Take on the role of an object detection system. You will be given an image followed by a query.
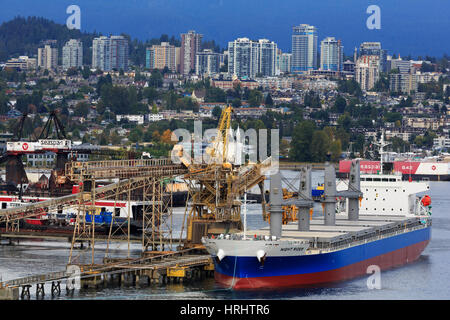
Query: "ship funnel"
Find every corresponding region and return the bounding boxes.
[269,171,283,238]
[323,162,337,226]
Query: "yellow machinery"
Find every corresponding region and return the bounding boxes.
[264,188,313,225]
[179,105,269,246]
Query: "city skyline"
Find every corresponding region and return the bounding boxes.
[0,0,449,57]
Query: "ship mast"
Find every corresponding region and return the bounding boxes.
[374,130,390,174]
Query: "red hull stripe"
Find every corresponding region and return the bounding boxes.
[215,240,430,290]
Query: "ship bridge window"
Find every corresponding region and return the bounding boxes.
[373,178,381,182]
[382,178,389,182]
[1,203,6,209]
[389,178,396,182]
[365,178,373,181]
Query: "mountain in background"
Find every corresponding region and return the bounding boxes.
[0,16,98,64]
[0,16,221,66]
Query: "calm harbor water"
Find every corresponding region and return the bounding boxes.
[1,171,449,300]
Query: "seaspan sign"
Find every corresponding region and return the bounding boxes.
[38,139,72,149]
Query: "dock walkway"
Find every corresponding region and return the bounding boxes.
[0,248,212,299]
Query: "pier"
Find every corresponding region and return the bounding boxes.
[0,248,213,299]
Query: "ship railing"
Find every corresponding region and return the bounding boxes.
[308,221,429,253]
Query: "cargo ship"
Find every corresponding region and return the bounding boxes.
[202,160,432,289]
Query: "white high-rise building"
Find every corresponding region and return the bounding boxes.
[92,36,111,71]
[195,49,220,76]
[257,39,278,77]
[291,24,318,73]
[228,38,259,79]
[355,55,380,91]
[37,44,58,70]
[320,37,343,71]
[62,39,83,70]
[279,53,292,74]
[228,38,278,79]
[92,35,128,72]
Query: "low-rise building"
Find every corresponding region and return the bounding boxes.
[211,78,259,91]
[433,136,450,149]
[116,114,145,125]
[147,113,163,122]
[5,56,37,70]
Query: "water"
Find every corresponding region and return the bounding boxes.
[1,171,449,300]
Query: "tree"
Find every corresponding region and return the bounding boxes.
[337,113,352,131]
[212,106,222,119]
[334,96,347,113]
[72,128,80,139]
[81,66,91,79]
[248,89,263,107]
[151,130,161,142]
[74,101,90,117]
[0,90,9,115]
[129,127,143,143]
[205,87,226,103]
[329,140,342,162]
[289,121,316,161]
[338,79,362,96]
[265,93,273,106]
[143,87,159,103]
[161,129,175,145]
[310,130,330,162]
[96,74,112,94]
[232,98,241,108]
[384,112,402,123]
[151,103,158,114]
[420,62,434,72]
[66,67,78,77]
[149,70,163,88]
[372,73,390,92]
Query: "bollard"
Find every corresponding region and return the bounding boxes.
[36,283,45,299]
[21,285,31,300]
[51,281,61,297]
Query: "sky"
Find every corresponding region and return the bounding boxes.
[1,0,449,57]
